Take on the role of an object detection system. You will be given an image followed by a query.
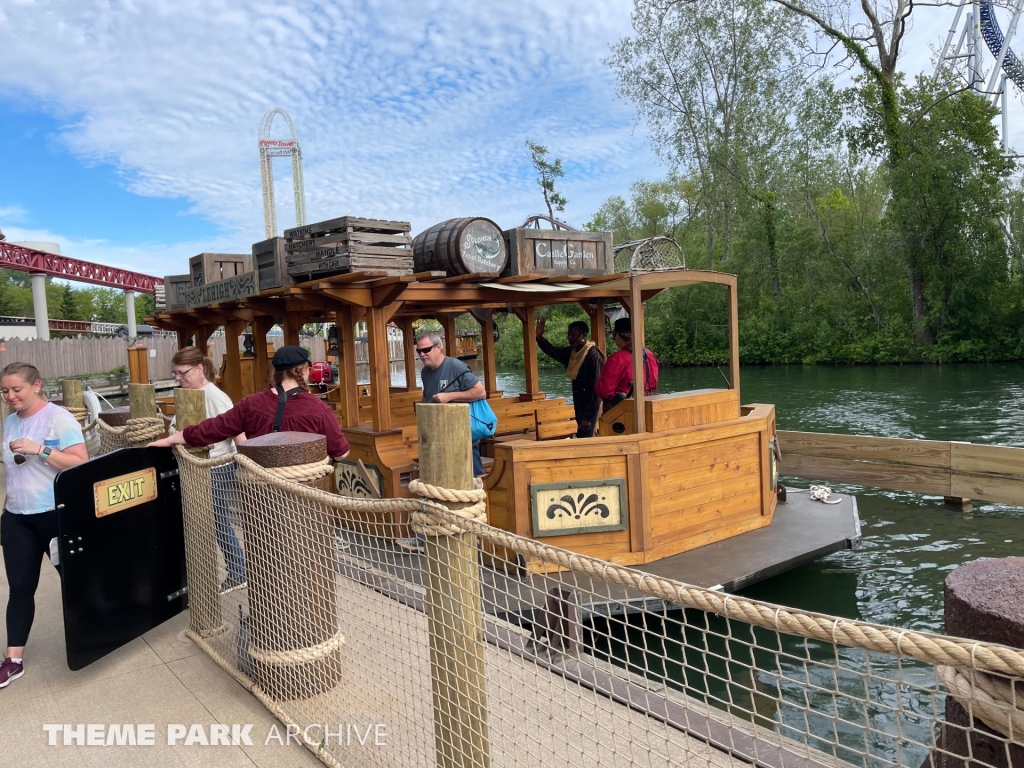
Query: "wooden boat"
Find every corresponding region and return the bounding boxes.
[149,267,779,572]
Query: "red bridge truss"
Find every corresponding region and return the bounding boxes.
[0,242,163,294]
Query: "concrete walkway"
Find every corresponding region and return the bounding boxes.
[0,463,319,767]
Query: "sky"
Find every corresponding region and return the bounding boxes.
[0,0,1021,281]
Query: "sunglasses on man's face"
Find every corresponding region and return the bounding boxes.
[415,343,438,356]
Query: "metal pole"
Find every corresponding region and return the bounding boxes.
[935,2,967,77]
[1003,75,1010,153]
[124,290,137,340]
[30,273,50,340]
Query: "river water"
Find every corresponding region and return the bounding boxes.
[493,362,1024,631]
[493,362,1023,765]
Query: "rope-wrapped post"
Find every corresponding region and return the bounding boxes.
[415,403,491,768]
[237,432,342,701]
[126,383,164,445]
[926,557,1024,768]
[175,387,224,639]
[61,379,87,426]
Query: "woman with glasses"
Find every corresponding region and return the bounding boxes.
[151,345,349,459]
[0,362,87,689]
[166,347,248,594]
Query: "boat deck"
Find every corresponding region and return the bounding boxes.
[336,490,860,626]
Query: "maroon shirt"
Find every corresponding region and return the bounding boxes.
[182,387,350,459]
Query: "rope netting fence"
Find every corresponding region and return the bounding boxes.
[170,447,1022,768]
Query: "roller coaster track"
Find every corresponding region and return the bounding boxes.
[980,2,1024,91]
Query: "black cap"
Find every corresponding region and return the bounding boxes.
[272,345,310,370]
[613,317,632,336]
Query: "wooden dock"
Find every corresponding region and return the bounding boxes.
[779,430,1024,505]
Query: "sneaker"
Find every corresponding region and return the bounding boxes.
[395,538,424,553]
[219,575,248,595]
[0,658,24,689]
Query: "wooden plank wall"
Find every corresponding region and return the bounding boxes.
[778,430,1024,504]
[0,337,178,381]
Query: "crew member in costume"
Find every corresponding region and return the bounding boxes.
[536,318,605,437]
[594,317,659,411]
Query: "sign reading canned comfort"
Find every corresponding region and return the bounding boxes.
[502,228,614,277]
[94,467,159,518]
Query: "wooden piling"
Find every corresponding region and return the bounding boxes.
[238,432,342,700]
[61,379,83,411]
[127,345,149,384]
[417,403,491,768]
[128,383,157,419]
[174,387,223,638]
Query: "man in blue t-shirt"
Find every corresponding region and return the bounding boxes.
[396,331,487,553]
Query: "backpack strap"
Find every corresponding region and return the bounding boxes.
[272,387,303,432]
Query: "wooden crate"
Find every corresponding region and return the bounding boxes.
[163,274,193,310]
[189,253,252,287]
[252,237,293,291]
[284,216,413,279]
[286,253,413,280]
[502,229,614,278]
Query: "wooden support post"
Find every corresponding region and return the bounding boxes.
[61,379,83,411]
[581,300,606,354]
[174,387,222,639]
[401,318,417,389]
[252,316,274,392]
[630,279,646,434]
[128,383,157,419]
[521,306,541,400]
[237,433,342,701]
[441,315,458,358]
[222,320,245,403]
[337,306,360,428]
[283,312,302,346]
[478,315,497,398]
[195,325,215,357]
[127,346,150,384]
[366,307,392,432]
[176,329,191,349]
[417,403,492,768]
[727,279,740,401]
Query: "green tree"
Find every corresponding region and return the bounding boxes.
[525,141,568,220]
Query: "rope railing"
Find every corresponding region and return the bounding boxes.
[172,447,1024,768]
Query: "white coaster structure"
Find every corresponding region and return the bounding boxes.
[259,107,307,239]
[935,0,1024,151]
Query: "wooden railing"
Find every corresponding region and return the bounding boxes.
[778,431,1024,505]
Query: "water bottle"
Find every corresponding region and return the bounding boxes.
[44,423,60,453]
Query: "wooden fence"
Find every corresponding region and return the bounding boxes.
[778,430,1024,505]
[0,337,178,382]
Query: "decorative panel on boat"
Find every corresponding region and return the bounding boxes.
[530,479,628,537]
[334,460,383,499]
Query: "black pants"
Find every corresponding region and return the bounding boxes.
[1,509,59,648]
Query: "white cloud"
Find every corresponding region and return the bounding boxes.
[1,0,1021,274]
[0,0,659,261]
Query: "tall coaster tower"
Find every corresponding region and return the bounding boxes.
[259,108,307,239]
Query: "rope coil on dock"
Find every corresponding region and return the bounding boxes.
[249,630,346,666]
[408,478,487,537]
[936,664,1024,738]
[262,456,333,483]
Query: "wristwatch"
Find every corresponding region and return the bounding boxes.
[40,446,53,460]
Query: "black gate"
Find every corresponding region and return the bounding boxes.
[54,447,186,670]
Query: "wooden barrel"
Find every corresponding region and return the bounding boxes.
[412,217,508,275]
